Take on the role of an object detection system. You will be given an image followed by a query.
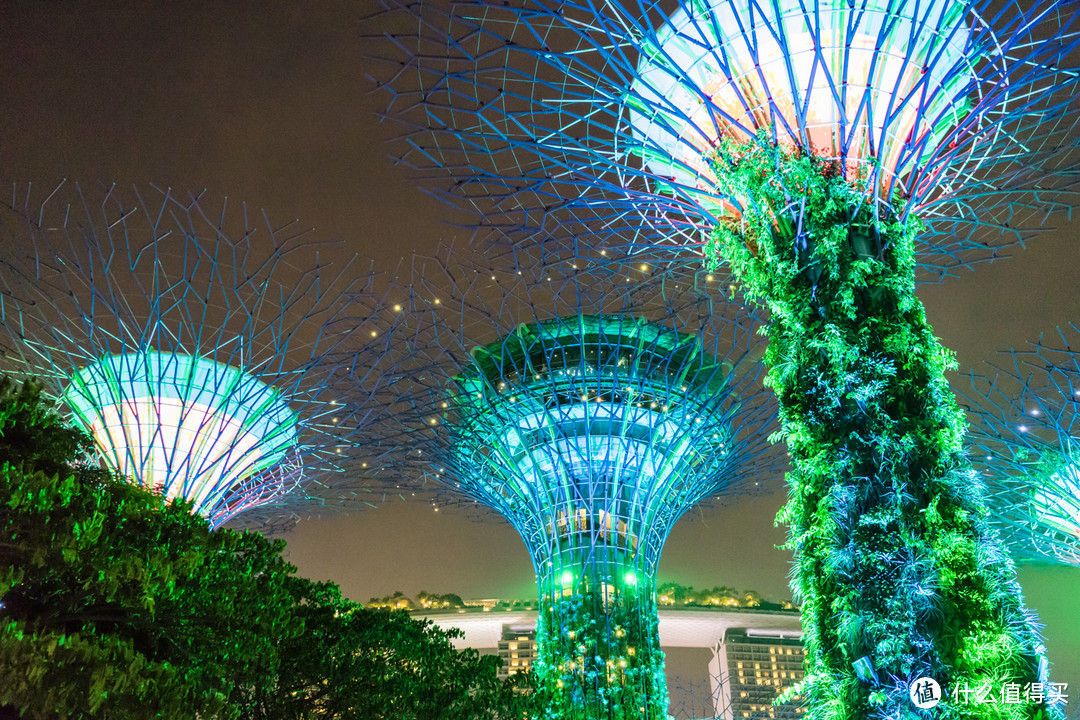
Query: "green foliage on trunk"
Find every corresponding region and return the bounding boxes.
[532,581,666,720]
[704,134,1059,720]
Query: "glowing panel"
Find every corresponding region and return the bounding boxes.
[64,352,298,517]
[629,0,972,203]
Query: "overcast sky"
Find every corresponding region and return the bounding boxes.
[3,2,1078,712]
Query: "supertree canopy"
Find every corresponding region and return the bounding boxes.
[625,1,965,239]
[394,244,776,719]
[0,183,395,530]
[62,352,299,517]
[968,325,1080,567]
[368,0,1080,717]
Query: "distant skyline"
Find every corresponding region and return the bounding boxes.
[1,3,1078,712]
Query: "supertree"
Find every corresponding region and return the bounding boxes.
[392,242,776,719]
[367,0,1080,717]
[0,183,397,531]
[967,325,1080,568]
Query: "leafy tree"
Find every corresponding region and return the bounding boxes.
[367,589,415,610]
[250,579,528,720]
[416,590,465,609]
[0,377,299,718]
[0,376,529,719]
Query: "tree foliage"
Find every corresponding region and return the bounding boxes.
[656,582,773,608]
[533,586,666,720]
[0,376,526,719]
[255,579,524,720]
[0,377,299,718]
[366,590,467,610]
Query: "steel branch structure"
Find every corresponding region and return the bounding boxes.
[370,0,1080,279]
[968,326,1080,567]
[0,183,395,531]
[369,1,1080,718]
[394,244,776,718]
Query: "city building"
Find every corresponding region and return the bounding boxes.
[711,628,806,720]
[497,625,538,680]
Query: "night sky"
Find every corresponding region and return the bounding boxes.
[3,2,1079,711]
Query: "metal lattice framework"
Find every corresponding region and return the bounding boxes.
[369,0,1080,278]
[968,326,1080,567]
[0,183,397,531]
[393,243,776,718]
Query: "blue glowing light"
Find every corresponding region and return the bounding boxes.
[65,352,298,516]
[969,330,1080,567]
[0,183,395,531]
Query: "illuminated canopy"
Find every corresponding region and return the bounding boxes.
[368,0,1080,276]
[65,352,298,518]
[395,248,775,719]
[443,312,755,719]
[0,183,397,531]
[450,314,736,581]
[628,0,974,205]
[968,334,1080,567]
[975,438,1080,567]
[368,0,1080,716]
[1031,465,1080,564]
